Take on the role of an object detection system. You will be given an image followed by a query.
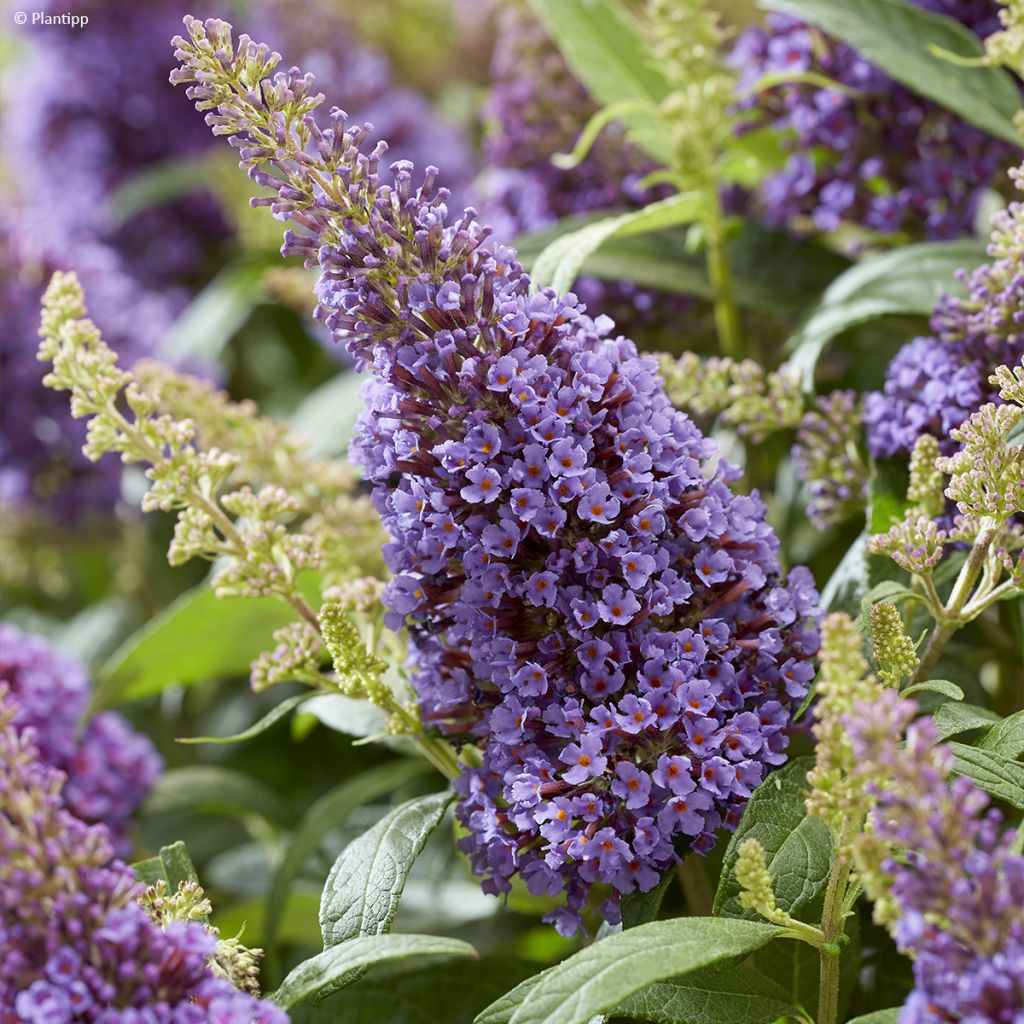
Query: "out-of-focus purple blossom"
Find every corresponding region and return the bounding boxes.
[0,622,161,854]
[731,2,1019,240]
[0,687,288,1021]
[477,1,685,334]
[846,692,1024,1020]
[171,16,823,934]
[866,175,1024,458]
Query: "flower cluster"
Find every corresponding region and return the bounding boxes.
[171,16,822,933]
[659,353,805,443]
[805,612,890,842]
[847,692,1024,1020]
[0,622,161,853]
[866,162,1024,459]
[792,390,868,530]
[0,687,288,1022]
[731,2,1019,240]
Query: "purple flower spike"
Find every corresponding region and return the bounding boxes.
[172,16,823,935]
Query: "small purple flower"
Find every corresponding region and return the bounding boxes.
[560,734,608,784]
[612,762,652,810]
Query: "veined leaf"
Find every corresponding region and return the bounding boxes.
[614,964,795,1024]
[502,919,783,1024]
[531,193,704,296]
[287,957,536,1024]
[476,969,552,1024]
[320,791,454,946]
[177,693,312,745]
[763,0,1022,144]
[715,757,831,921]
[525,0,673,165]
[976,710,1024,760]
[785,239,985,388]
[264,760,431,958]
[901,679,965,702]
[932,702,1001,742]
[271,933,478,1009]
[950,742,1024,809]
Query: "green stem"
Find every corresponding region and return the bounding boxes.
[817,851,852,1024]
[910,522,998,684]
[703,186,743,360]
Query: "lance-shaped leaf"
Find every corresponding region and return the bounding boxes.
[264,760,431,958]
[950,742,1024,809]
[178,692,312,745]
[530,193,704,296]
[271,934,478,1009]
[132,841,200,891]
[976,710,1024,760]
[500,919,783,1024]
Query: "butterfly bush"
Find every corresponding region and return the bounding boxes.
[848,692,1024,1019]
[0,622,161,854]
[0,688,287,1022]
[731,0,1019,240]
[866,162,1024,458]
[170,14,822,934]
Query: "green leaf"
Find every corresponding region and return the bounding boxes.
[525,0,673,165]
[177,693,312,745]
[502,919,783,1024]
[901,679,965,702]
[763,0,1022,144]
[614,964,795,1024]
[90,577,320,711]
[715,758,831,921]
[289,371,365,459]
[785,239,986,388]
[476,970,552,1024]
[932,701,1001,742]
[846,1012,901,1024]
[949,742,1024,809]
[515,220,849,313]
[144,766,291,825]
[132,841,200,890]
[161,257,270,362]
[264,760,431,957]
[315,791,453,996]
[287,957,537,1024]
[271,934,478,1009]
[531,193,704,296]
[977,710,1024,759]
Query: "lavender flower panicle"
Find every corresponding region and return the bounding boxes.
[0,622,161,854]
[846,692,1024,1020]
[171,16,822,935]
[731,1,1020,240]
[0,687,288,1021]
[866,162,1024,461]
